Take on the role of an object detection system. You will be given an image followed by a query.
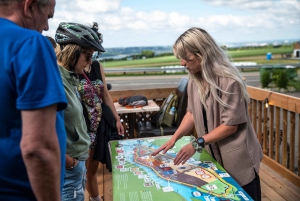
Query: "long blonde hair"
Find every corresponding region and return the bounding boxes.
[173,27,249,109]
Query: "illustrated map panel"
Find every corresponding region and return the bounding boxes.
[109,136,253,201]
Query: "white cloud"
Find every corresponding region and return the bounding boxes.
[104,15,122,26]
[169,12,190,28]
[127,21,148,30]
[45,0,300,47]
[76,0,120,13]
[204,0,276,10]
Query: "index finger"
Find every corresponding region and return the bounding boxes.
[162,144,172,154]
[151,146,165,156]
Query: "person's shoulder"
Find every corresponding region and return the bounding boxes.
[91,60,102,72]
[6,20,41,38]
[92,60,100,67]
[217,76,238,88]
[1,18,40,41]
[218,76,236,83]
[5,26,49,51]
[25,31,49,44]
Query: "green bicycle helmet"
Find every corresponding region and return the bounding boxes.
[55,22,105,52]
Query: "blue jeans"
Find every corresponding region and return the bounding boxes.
[62,160,86,201]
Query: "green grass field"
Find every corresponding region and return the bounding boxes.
[102,46,296,69]
[102,55,178,68]
[227,47,293,58]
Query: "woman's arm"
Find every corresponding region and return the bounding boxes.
[184,116,237,163]
[98,62,124,135]
[203,79,243,144]
[202,124,237,144]
[172,111,195,141]
[152,111,195,156]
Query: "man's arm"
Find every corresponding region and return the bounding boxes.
[21,105,61,201]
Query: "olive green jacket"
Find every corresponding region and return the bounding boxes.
[59,65,90,160]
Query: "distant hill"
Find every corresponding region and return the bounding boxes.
[221,38,299,48]
[100,46,172,59]
[98,38,299,60]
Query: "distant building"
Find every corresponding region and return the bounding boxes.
[294,49,300,58]
[293,41,300,58]
[294,41,300,49]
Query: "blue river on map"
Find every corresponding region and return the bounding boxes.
[117,139,249,201]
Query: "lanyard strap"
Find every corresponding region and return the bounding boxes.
[202,105,208,134]
[82,72,102,103]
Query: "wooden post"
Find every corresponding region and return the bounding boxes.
[263,104,268,155]
[282,109,288,168]
[290,112,295,172]
[269,105,274,158]
[275,107,280,162]
[258,101,262,144]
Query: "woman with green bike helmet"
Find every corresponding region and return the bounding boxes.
[77,22,124,201]
[54,22,104,201]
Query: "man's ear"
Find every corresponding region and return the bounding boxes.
[23,0,37,18]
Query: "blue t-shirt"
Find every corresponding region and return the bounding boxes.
[0,18,68,200]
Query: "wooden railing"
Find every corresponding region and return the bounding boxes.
[109,86,300,187]
[247,86,300,187]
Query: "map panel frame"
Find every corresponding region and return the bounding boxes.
[109,136,253,201]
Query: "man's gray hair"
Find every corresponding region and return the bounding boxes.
[37,0,50,7]
[0,0,16,6]
[0,0,50,6]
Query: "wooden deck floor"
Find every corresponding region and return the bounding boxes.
[84,162,300,201]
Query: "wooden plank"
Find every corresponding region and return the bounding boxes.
[269,105,274,158]
[261,195,271,201]
[275,107,280,162]
[282,110,288,168]
[260,180,286,201]
[262,155,300,187]
[298,116,300,176]
[84,163,105,201]
[253,100,257,133]
[114,100,159,114]
[248,100,255,123]
[260,163,300,198]
[259,166,299,201]
[103,167,113,201]
[247,86,300,114]
[258,101,263,144]
[263,105,268,155]
[289,112,295,172]
[109,88,175,101]
[97,163,104,199]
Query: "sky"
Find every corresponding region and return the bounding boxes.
[46,0,300,48]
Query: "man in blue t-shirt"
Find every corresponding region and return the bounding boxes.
[0,1,68,201]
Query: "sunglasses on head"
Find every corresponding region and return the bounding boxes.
[81,50,93,62]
